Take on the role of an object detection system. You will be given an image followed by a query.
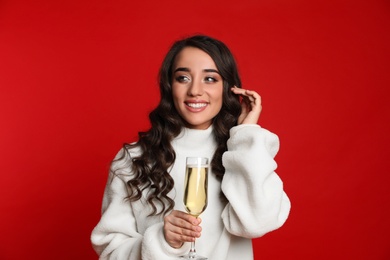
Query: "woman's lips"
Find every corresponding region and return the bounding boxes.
[185,101,208,112]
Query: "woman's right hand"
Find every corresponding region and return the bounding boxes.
[163,210,202,248]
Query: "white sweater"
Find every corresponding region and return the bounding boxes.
[91,124,291,259]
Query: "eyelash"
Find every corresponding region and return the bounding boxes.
[204,76,218,83]
[175,75,190,83]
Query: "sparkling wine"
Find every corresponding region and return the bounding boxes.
[183,166,208,217]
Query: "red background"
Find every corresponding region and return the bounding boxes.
[1,0,389,259]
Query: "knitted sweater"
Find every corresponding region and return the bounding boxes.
[91,124,291,259]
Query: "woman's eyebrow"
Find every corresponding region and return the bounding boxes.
[173,67,190,73]
[173,68,220,74]
[203,69,220,74]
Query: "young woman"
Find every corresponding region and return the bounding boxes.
[91,35,291,260]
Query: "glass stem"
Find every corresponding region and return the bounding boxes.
[189,240,196,258]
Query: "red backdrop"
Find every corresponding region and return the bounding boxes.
[1,0,389,259]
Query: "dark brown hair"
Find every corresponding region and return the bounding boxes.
[113,35,242,216]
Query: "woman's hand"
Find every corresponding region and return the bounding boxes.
[231,87,262,125]
[163,210,202,249]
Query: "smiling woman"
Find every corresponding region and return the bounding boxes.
[172,47,224,130]
[91,35,290,260]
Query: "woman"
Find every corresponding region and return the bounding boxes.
[91,35,291,259]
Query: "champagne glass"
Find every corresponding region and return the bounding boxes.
[181,157,209,260]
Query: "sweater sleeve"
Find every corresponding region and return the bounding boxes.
[91,149,190,259]
[221,124,291,238]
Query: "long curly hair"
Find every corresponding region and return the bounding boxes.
[113,35,242,216]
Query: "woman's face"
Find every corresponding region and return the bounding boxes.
[171,47,223,130]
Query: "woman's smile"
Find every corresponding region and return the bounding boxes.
[185,100,209,110]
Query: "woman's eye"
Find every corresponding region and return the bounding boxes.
[175,75,190,83]
[204,77,217,83]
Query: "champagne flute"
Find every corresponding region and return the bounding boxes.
[181,157,209,260]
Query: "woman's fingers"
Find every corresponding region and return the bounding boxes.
[232,87,260,105]
[163,210,202,248]
[165,224,201,242]
[166,212,201,234]
[231,87,262,124]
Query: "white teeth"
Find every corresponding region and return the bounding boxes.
[187,103,207,108]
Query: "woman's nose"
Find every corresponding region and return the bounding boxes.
[187,80,204,96]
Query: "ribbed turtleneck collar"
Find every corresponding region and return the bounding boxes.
[172,126,216,151]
